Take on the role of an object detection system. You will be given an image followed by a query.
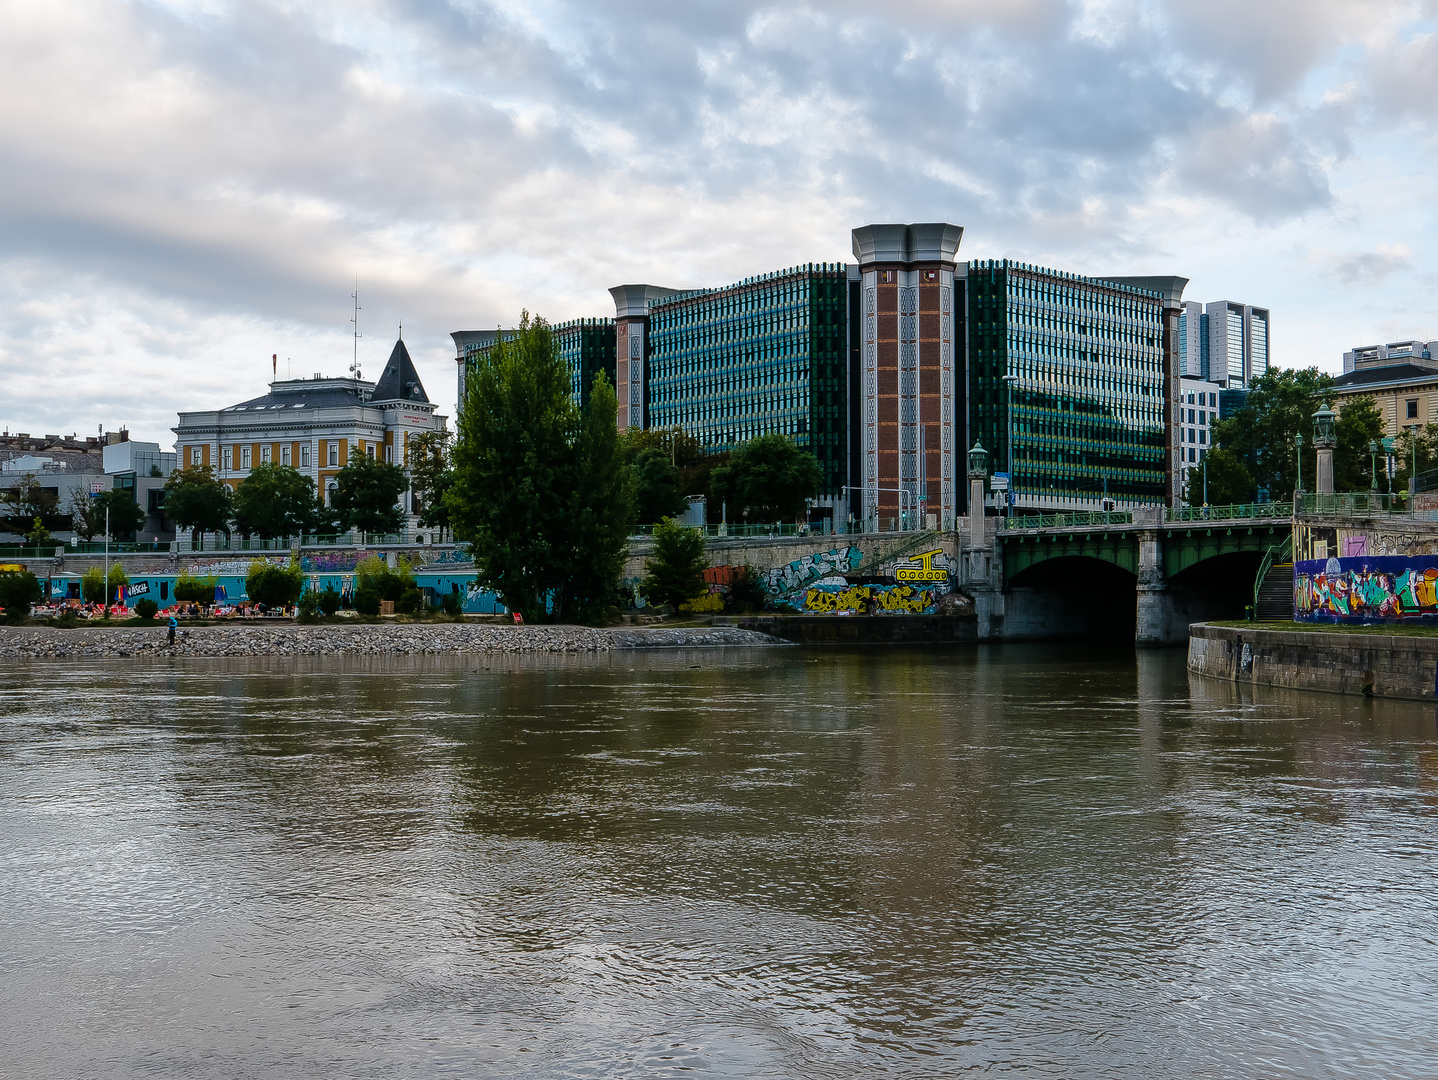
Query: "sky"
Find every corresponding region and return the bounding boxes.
[3,0,1438,448]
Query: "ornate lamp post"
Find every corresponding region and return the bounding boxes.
[1409,424,1422,499]
[1368,439,1380,494]
[1294,432,1304,496]
[1312,402,1336,496]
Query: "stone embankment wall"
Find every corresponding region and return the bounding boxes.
[0,623,782,659]
[1188,622,1438,701]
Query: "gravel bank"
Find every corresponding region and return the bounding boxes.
[0,623,784,659]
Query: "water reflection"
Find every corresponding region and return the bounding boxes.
[1,647,1435,1078]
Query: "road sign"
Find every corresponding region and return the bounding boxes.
[991,475,1010,492]
[89,480,106,495]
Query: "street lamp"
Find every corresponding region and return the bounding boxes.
[1294,431,1304,495]
[1002,374,1019,519]
[1368,439,1380,493]
[1409,423,1422,498]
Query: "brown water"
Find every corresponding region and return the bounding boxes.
[1,646,1436,1078]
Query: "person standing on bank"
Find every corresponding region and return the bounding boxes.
[167,612,178,647]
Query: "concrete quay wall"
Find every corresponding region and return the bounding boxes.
[0,623,784,660]
[1188,622,1438,701]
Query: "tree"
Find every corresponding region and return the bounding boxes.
[1183,448,1256,506]
[232,462,319,540]
[0,570,41,623]
[331,452,408,536]
[75,489,147,542]
[1333,396,1384,492]
[174,571,218,604]
[164,465,233,544]
[629,445,686,524]
[25,517,52,546]
[353,554,416,615]
[1390,423,1438,494]
[65,488,98,540]
[561,372,635,623]
[81,564,129,606]
[245,559,306,608]
[446,313,632,622]
[1,474,58,533]
[407,429,453,539]
[1213,367,1333,500]
[710,435,822,523]
[641,517,708,611]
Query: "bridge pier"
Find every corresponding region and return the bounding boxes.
[1134,528,1175,647]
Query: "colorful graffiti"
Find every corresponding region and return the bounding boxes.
[1296,556,1438,622]
[301,552,359,572]
[763,546,862,596]
[802,583,938,614]
[186,557,284,576]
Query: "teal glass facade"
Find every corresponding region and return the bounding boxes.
[646,263,849,495]
[554,318,616,408]
[968,261,1167,508]
[459,319,615,411]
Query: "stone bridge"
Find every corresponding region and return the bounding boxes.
[962,503,1293,646]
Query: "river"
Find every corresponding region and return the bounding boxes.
[1,646,1436,1078]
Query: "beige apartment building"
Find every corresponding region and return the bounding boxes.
[1330,340,1438,436]
[173,339,445,523]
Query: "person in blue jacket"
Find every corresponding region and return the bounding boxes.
[167,612,178,647]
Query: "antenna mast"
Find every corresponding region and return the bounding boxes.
[350,286,363,380]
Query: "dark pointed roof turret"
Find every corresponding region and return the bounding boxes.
[371,338,431,404]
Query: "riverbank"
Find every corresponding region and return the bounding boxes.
[0,623,784,659]
[1188,621,1438,700]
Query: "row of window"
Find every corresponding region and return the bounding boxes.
[190,439,399,472]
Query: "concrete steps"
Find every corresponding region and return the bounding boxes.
[1255,561,1293,621]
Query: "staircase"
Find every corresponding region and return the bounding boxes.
[1252,535,1294,621]
[1254,561,1294,620]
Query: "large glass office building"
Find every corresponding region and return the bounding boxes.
[452,319,616,413]
[645,263,850,497]
[968,260,1168,509]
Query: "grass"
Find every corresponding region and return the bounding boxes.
[1211,619,1438,638]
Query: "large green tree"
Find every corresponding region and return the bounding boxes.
[331,452,408,536]
[1,474,58,533]
[245,559,306,607]
[76,489,146,541]
[710,434,822,523]
[232,462,318,540]
[640,517,708,611]
[1213,367,1333,499]
[1333,396,1384,492]
[562,373,634,623]
[445,313,634,622]
[628,445,686,524]
[406,429,453,539]
[163,465,233,544]
[1184,448,1256,506]
[0,570,42,623]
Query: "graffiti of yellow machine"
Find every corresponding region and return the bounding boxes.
[895,549,949,584]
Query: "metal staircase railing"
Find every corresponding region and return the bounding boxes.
[1251,534,1293,619]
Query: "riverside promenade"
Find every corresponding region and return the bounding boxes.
[0,623,783,659]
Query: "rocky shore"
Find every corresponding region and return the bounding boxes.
[0,622,784,659]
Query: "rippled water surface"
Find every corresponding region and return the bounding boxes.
[3,645,1438,1078]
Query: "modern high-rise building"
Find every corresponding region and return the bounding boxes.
[453,318,619,415]
[968,262,1172,511]
[451,221,1215,522]
[1176,300,1270,387]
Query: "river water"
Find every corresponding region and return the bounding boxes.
[2,646,1436,1078]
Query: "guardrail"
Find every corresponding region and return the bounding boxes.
[1299,493,1411,516]
[1003,510,1133,531]
[1166,501,1292,523]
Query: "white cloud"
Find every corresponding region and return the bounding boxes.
[0,0,1436,441]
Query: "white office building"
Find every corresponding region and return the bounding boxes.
[1177,301,1270,387]
[1176,377,1221,503]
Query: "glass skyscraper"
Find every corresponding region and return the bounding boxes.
[968,260,1168,509]
[452,319,616,413]
[645,263,850,496]
[1176,300,1270,387]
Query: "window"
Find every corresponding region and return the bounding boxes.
[301,444,310,467]
[281,445,291,466]
[1209,393,1217,407]
[1199,430,1207,445]
[328,442,338,467]
[261,445,271,464]
[222,446,232,470]
[1187,409,1194,423]
[384,444,393,463]
[241,446,252,469]
[190,447,202,467]
[366,445,375,459]
[1407,399,1419,419]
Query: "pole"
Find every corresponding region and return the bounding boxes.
[103,504,110,618]
[1003,374,1018,521]
[1411,425,1420,498]
[1202,453,1208,506]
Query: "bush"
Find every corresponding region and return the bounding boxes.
[0,570,42,623]
[355,554,414,602]
[296,591,321,623]
[440,591,462,618]
[353,585,381,616]
[246,559,305,608]
[81,564,128,605]
[174,572,219,604]
[727,565,769,613]
[133,598,159,621]
[640,518,708,612]
[317,586,341,615]
[397,587,423,615]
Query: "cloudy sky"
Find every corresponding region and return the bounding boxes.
[3,0,1437,446]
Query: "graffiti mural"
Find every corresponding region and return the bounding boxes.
[301,552,359,572]
[185,557,284,577]
[763,547,863,596]
[802,582,939,615]
[1296,555,1438,623]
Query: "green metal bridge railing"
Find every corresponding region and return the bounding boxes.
[1002,509,1134,531]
